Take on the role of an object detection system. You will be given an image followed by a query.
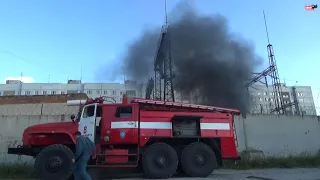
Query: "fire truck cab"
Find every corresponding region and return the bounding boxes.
[8,96,241,180]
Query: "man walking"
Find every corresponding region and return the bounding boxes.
[72,131,96,180]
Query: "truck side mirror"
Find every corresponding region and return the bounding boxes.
[70,115,76,122]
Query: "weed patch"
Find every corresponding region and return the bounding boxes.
[224,154,320,170]
[0,163,35,179]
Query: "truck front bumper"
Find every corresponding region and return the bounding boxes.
[8,146,34,156]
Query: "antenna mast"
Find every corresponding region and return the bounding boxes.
[263,11,285,114]
[124,75,127,91]
[263,11,270,45]
[80,64,83,82]
[165,0,168,24]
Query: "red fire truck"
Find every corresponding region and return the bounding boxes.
[8,96,241,180]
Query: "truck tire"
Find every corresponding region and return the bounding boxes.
[34,144,74,180]
[67,174,74,180]
[142,142,178,179]
[181,142,217,177]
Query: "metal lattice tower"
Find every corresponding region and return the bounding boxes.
[264,11,285,114]
[245,11,287,114]
[152,0,175,101]
[162,27,175,101]
[267,43,285,114]
[145,77,154,99]
[153,29,163,100]
[153,24,175,101]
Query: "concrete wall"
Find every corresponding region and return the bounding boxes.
[0,103,80,163]
[0,115,65,163]
[235,114,320,157]
[0,103,80,116]
[0,105,320,163]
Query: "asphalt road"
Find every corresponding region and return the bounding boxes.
[87,168,320,180]
[4,168,320,180]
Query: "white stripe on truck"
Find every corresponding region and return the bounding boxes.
[110,121,230,130]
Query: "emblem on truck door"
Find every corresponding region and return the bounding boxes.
[120,131,126,139]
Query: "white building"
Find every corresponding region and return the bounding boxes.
[248,84,316,115]
[0,80,144,103]
[0,80,316,115]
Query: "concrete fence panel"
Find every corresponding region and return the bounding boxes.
[236,115,320,156]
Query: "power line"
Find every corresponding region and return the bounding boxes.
[0,50,83,82]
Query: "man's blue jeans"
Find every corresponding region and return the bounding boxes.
[73,158,91,180]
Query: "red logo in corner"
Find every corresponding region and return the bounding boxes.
[305,4,318,11]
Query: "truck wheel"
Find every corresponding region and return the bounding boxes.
[181,142,217,177]
[34,144,74,180]
[142,142,178,179]
[67,174,74,180]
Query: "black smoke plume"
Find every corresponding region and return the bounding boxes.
[122,3,262,113]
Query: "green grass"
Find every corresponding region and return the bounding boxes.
[0,162,35,179]
[223,153,320,170]
[1,154,320,178]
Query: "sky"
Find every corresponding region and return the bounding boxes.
[0,0,319,111]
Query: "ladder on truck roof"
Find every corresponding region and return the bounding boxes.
[132,98,241,115]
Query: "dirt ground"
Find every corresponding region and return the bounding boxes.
[87,168,320,180]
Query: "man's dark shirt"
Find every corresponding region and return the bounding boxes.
[74,136,96,162]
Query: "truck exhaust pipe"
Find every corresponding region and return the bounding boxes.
[67,99,87,106]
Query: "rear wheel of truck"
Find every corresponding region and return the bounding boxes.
[142,142,178,179]
[34,144,74,180]
[181,142,217,177]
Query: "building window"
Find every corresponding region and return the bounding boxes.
[120,98,123,102]
[87,90,92,94]
[61,91,65,94]
[0,91,2,96]
[263,92,267,96]
[299,98,304,102]
[120,91,123,96]
[112,90,116,95]
[298,93,303,97]
[283,95,289,98]
[103,90,108,95]
[43,91,47,95]
[96,90,100,94]
[257,92,261,95]
[52,91,56,95]
[35,91,39,95]
[259,98,262,101]
[265,98,269,101]
[25,91,31,95]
